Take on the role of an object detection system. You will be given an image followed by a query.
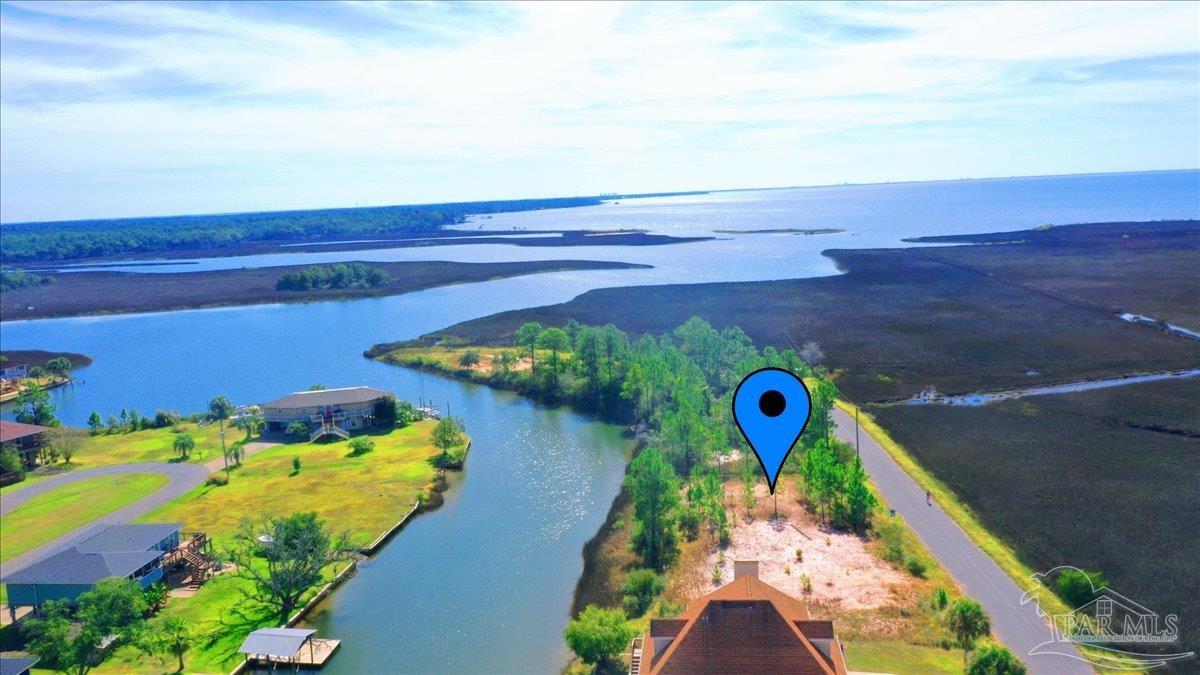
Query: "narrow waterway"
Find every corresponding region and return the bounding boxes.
[905,369,1200,406]
[0,271,634,673]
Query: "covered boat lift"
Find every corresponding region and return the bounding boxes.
[238,627,340,669]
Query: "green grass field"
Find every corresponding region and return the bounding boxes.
[1,422,231,497]
[88,421,456,672]
[843,640,961,674]
[138,420,453,548]
[0,473,169,562]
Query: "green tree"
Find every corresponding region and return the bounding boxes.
[945,598,991,666]
[373,395,400,426]
[837,455,877,532]
[621,568,666,617]
[431,416,466,451]
[625,448,680,570]
[740,453,758,517]
[563,605,635,668]
[208,394,235,471]
[22,600,97,674]
[0,447,25,475]
[78,577,148,637]
[536,327,571,389]
[287,421,310,437]
[515,321,543,374]
[14,382,59,427]
[800,439,842,524]
[49,426,83,464]
[967,644,1027,675]
[46,356,72,378]
[226,512,352,625]
[146,615,196,673]
[87,411,104,435]
[458,349,482,367]
[173,432,195,460]
[1055,568,1107,609]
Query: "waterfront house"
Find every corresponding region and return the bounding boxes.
[629,560,848,674]
[1,523,214,619]
[0,420,51,468]
[262,386,392,440]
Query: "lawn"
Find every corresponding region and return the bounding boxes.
[0,472,169,562]
[139,420,454,548]
[1,422,231,497]
[96,570,295,674]
[843,639,961,674]
[91,421,456,673]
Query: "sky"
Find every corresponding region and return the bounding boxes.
[1,1,1197,223]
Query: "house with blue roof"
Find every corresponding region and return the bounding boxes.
[2,523,182,612]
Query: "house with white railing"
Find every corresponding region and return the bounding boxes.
[262,386,393,441]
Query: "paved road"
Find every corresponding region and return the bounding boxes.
[832,408,1092,675]
[0,461,210,577]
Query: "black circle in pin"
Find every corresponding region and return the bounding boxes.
[758,389,786,417]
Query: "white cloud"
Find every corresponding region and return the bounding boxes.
[0,0,1196,221]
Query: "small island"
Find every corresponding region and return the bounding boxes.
[712,227,844,235]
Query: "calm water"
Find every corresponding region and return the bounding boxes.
[2,171,1198,673]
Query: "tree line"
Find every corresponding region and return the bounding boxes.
[275,262,390,291]
[1,195,615,262]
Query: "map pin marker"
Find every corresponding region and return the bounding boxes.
[732,367,812,494]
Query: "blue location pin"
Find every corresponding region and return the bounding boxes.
[732,368,812,494]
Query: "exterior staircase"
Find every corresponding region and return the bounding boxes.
[310,423,350,442]
[628,637,643,675]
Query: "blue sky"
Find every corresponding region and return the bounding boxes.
[1,1,1197,222]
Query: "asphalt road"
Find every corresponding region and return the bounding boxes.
[0,461,210,577]
[832,407,1092,674]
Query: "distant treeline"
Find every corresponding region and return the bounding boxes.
[0,267,54,291]
[276,263,389,291]
[0,191,707,263]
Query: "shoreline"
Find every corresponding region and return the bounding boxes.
[0,259,651,323]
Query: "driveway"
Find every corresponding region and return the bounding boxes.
[831,408,1091,674]
[0,461,210,577]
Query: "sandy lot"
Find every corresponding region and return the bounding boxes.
[683,481,910,611]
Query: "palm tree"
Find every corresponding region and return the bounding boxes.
[173,433,195,460]
[208,395,235,471]
[946,598,991,666]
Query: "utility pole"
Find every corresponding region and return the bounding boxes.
[854,407,861,455]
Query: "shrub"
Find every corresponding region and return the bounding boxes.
[712,564,723,585]
[905,556,928,578]
[621,568,665,617]
[286,421,309,437]
[678,506,701,541]
[292,456,302,473]
[206,473,228,487]
[154,409,182,428]
[795,548,804,563]
[348,437,375,456]
[967,643,1027,675]
[1055,568,1107,609]
[458,349,482,368]
[563,605,634,667]
[717,525,731,548]
[933,586,949,610]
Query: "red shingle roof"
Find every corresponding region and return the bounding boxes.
[0,420,50,443]
[638,574,847,675]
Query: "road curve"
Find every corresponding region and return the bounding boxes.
[832,407,1092,675]
[0,461,210,577]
